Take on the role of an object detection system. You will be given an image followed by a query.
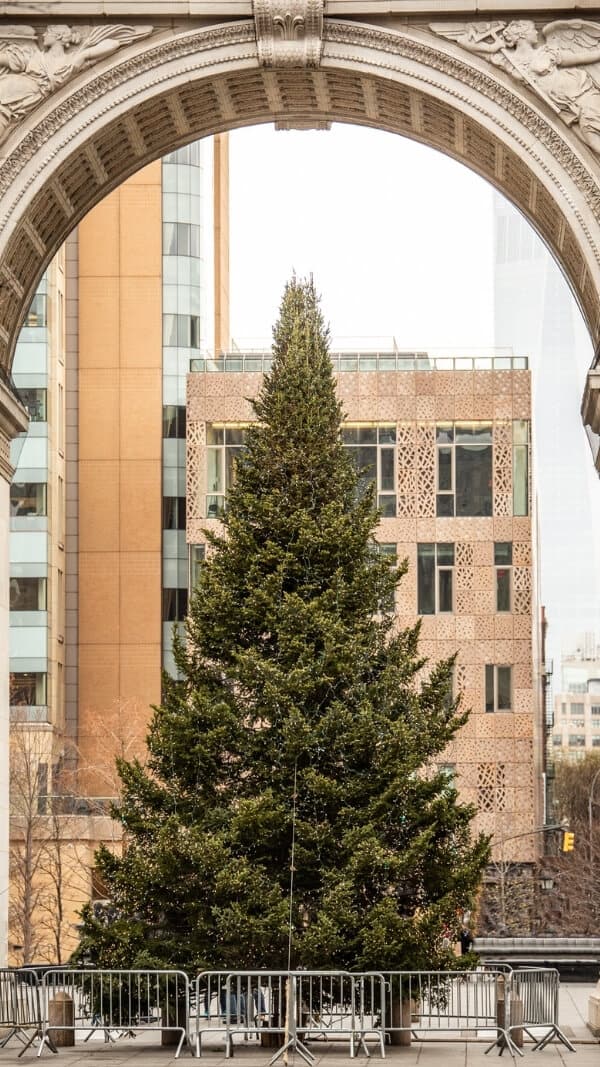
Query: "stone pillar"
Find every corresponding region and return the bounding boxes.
[0,378,29,965]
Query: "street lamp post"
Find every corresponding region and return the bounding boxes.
[494,824,563,933]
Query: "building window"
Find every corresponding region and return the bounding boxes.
[568,734,585,747]
[439,763,456,789]
[10,482,47,517]
[342,424,396,517]
[162,588,188,622]
[18,387,47,422]
[206,425,246,517]
[163,222,201,258]
[591,714,600,726]
[570,702,585,715]
[163,405,186,439]
[478,762,506,812]
[58,383,64,454]
[164,143,201,166]
[10,671,47,707]
[567,682,587,693]
[569,719,585,728]
[417,543,454,614]
[91,868,110,902]
[25,293,46,328]
[513,420,529,516]
[162,313,201,349]
[485,664,512,712]
[163,497,186,530]
[189,544,205,592]
[552,735,563,746]
[593,738,600,747]
[436,422,493,517]
[9,576,47,611]
[376,542,396,612]
[494,542,512,611]
[37,761,48,815]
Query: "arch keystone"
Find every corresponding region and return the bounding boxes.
[253,0,324,67]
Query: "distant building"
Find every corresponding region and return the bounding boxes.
[7,136,229,962]
[493,193,600,666]
[551,636,600,760]
[186,347,542,863]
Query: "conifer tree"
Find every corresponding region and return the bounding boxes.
[76,278,489,973]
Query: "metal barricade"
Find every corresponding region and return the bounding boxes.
[37,969,190,1057]
[508,968,575,1052]
[295,972,360,1056]
[193,971,381,1060]
[379,970,519,1056]
[0,968,48,1057]
[351,973,386,1058]
[193,971,284,1058]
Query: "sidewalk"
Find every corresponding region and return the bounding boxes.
[0,984,597,1067]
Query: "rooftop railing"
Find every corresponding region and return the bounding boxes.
[190,352,529,374]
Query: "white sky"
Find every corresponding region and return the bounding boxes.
[228,122,600,663]
[230,124,495,349]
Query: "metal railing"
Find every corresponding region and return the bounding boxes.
[37,969,191,1058]
[190,353,528,375]
[0,964,572,1058]
[508,968,575,1053]
[0,968,49,1058]
[192,971,376,1061]
[377,970,518,1056]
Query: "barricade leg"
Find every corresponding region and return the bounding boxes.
[529,1024,576,1053]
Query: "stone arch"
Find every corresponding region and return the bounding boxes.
[1,14,600,380]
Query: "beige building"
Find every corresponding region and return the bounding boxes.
[8,136,230,962]
[186,350,542,863]
[551,638,600,760]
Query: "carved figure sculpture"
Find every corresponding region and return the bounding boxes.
[0,23,152,142]
[431,19,600,156]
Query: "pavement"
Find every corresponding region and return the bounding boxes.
[0,984,597,1067]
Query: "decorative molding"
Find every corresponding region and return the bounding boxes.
[0,23,153,145]
[0,21,257,212]
[430,19,600,159]
[253,0,324,67]
[275,118,331,129]
[324,21,600,240]
[0,16,599,361]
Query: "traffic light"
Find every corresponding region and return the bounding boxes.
[562,830,575,852]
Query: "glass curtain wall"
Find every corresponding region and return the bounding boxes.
[10,277,50,721]
[162,143,209,676]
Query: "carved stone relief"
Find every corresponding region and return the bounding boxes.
[0,23,152,144]
[430,18,600,157]
[253,0,324,68]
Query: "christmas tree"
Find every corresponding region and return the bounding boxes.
[76,278,488,973]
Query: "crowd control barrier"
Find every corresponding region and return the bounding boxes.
[0,964,574,1059]
[508,968,575,1053]
[378,970,520,1056]
[36,969,191,1057]
[192,971,385,1060]
[0,969,50,1057]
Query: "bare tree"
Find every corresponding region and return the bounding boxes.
[9,719,124,964]
[9,725,54,962]
[479,755,600,936]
